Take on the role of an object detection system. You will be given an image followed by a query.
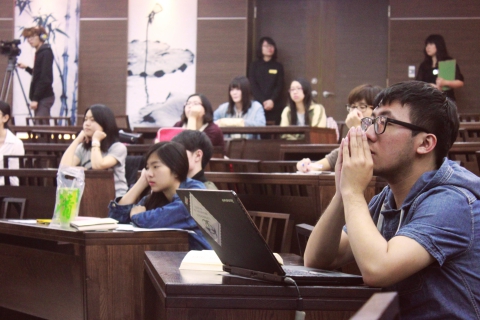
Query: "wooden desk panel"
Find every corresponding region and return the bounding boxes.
[0,221,189,320]
[0,169,115,219]
[144,251,379,320]
[280,144,339,160]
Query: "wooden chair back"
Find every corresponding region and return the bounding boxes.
[4,154,59,169]
[115,115,132,131]
[448,142,480,175]
[207,158,260,172]
[224,138,246,159]
[1,197,26,219]
[295,223,314,256]
[458,123,480,142]
[350,292,399,320]
[248,211,290,253]
[458,113,480,122]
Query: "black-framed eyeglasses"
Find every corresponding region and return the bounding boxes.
[361,116,430,135]
[185,102,202,107]
[346,103,372,112]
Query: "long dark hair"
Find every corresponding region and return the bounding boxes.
[422,34,452,66]
[180,93,214,125]
[227,76,253,116]
[82,104,119,152]
[143,142,189,210]
[256,36,278,61]
[0,100,12,129]
[287,78,313,126]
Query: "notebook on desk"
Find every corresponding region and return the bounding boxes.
[177,189,363,285]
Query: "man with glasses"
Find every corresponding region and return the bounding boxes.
[297,84,382,171]
[304,81,480,319]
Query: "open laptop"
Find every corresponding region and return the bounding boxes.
[177,189,363,286]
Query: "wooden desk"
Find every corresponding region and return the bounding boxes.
[133,127,337,159]
[220,126,337,143]
[144,251,379,320]
[0,220,189,320]
[133,126,337,143]
[280,144,339,160]
[23,143,151,158]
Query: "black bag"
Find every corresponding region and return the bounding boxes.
[119,130,143,144]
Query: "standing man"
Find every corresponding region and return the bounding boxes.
[17,26,55,120]
[304,81,480,319]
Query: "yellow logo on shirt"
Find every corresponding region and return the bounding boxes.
[269,69,278,74]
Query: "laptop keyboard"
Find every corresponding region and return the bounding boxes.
[283,267,332,277]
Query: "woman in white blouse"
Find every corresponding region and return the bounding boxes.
[0,100,25,186]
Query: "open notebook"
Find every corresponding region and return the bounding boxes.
[177,189,363,285]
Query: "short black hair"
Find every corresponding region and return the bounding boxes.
[256,36,278,61]
[143,141,189,210]
[172,130,213,169]
[373,81,459,168]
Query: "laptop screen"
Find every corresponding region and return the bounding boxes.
[177,189,286,275]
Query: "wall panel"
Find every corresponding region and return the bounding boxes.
[196,0,249,109]
[78,20,128,116]
[198,0,248,18]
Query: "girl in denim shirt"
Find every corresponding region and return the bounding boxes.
[108,142,211,250]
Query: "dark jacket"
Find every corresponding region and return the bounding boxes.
[25,43,54,102]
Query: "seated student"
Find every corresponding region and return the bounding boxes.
[0,100,24,186]
[60,104,128,197]
[108,141,211,250]
[173,93,224,148]
[214,75,266,139]
[304,81,480,319]
[172,130,217,190]
[280,77,327,140]
[296,84,382,171]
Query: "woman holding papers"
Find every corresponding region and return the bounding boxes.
[108,141,211,250]
[416,34,464,101]
[59,104,128,197]
[280,77,327,140]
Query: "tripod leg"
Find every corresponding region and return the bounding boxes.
[0,70,13,101]
[14,68,33,117]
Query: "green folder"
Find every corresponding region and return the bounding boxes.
[438,59,456,91]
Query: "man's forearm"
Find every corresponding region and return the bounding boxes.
[343,192,389,278]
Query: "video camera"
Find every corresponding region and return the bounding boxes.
[0,39,21,57]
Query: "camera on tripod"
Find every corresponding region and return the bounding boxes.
[0,39,21,57]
